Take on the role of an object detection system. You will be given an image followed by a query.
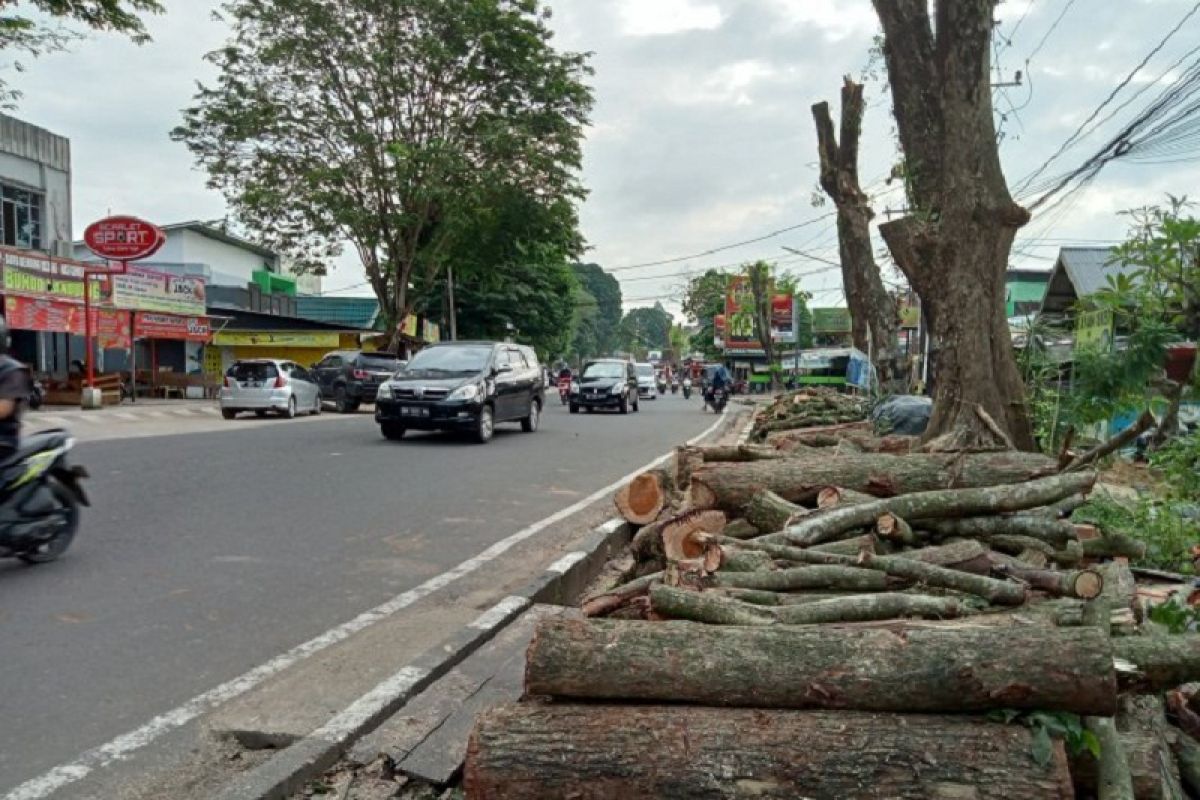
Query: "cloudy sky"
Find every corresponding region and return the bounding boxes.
[8,0,1200,318]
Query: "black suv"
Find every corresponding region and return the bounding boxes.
[374,341,544,443]
[569,359,640,414]
[312,351,405,413]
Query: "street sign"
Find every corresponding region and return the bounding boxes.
[83,216,166,263]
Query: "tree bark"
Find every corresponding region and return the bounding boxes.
[918,514,1076,547]
[712,564,890,592]
[870,0,1035,450]
[465,704,1077,800]
[989,563,1104,600]
[1085,716,1137,800]
[1065,410,1156,471]
[690,450,1057,511]
[812,79,902,389]
[759,471,1095,547]
[691,443,786,462]
[1113,635,1200,693]
[525,618,1117,715]
[581,571,662,618]
[717,548,775,572]
[899,539,993,574]
[650,584,965,626]
[744,489,806,533]
[817,485,877,508]
[1172,729,1200,798]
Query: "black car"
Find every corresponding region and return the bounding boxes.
[312,350,406,413]
[374,341,544,443]
[569,359,640,414]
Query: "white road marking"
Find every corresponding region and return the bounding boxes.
[146,411,167,418]
[545,551,588,575]
[309,666,429,742]
[3,409,728,800]
[111,413,138,421]
[32,417,66,427]
[468,596,530,631]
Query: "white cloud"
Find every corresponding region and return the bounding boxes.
[617,0,723,37]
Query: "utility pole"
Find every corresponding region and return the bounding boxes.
[447,265,458,341]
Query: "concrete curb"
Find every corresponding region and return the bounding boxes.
[212,408,749,799]
[212,519,633,800]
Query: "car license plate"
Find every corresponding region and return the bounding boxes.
[401,406,429,417]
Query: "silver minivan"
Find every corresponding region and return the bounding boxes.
[219,359,323,419]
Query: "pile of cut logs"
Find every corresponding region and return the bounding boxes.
[463,393,1200,799]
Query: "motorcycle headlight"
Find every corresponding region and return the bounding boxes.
[447,383,481,402]
[377,383,394,400]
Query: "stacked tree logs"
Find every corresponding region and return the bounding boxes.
[466,415,1200,799]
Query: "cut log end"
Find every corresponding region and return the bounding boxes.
[661,510,727,562]
[686,479,718,511]
[1074,569,1104,600]
[615,472,666,525]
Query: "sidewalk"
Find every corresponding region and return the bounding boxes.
[29,398,219,427]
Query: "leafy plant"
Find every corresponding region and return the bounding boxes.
[1074,495,1197,574]
[1150,432,1200,501]
[988,710,1100,765]
[1147,596,1200,634]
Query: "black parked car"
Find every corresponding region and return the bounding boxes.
[569,359,640,414]
[312,350,406,413]
[374,341,544,443]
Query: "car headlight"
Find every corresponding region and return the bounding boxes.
[610,383,624,395]
[570,381,580,393]
[377,383,393,400]
[447,383,480,401]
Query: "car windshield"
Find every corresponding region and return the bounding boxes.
[230,362,278,382]
[636,365,654,377]
[582,362,625,380]
[404,345,492,375]
[356,353,402,371]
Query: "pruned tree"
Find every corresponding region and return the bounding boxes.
[173,0,592,346]
[870,0,1036,450]
[744,261,776,390]
[811,77,902,390]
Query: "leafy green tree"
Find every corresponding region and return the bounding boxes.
[681,269,730,358]
[1,0,162,106]
[734,260,777,388]
[571,263,622,357]
[620,303,672,356]
[174,0,592,342]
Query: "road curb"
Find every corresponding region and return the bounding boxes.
[209,408,748,800]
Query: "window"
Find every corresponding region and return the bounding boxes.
[1,184,43,250]
[508,349,528,369]
[326,355,344,368]
[230,362,278,382]
[494,349,512,369]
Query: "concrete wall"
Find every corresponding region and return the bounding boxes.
[0,114,72,255]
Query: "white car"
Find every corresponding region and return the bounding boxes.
[219,359,323,419]
[634,362,658,399]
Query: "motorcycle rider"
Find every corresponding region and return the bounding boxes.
[0,316,33,461]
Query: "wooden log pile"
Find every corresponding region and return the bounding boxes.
[464,416,1200,799]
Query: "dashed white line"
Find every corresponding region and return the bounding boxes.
[2,408,729,800]
[468,596,530,631]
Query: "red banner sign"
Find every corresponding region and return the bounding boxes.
[83,216,166,262]
[4,296,130,349]
[133,312,211,342]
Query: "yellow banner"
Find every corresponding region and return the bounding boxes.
[401,314,419,337]
[213,331,340,348]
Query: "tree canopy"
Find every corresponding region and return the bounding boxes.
[174,0,593,341]
[1,0,162,106]
[681,269,730,358]
[620,303,673,356]
[571,263,623,359]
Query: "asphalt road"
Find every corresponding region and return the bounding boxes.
[0,393,717,793]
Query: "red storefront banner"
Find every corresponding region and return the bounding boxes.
[133,312,212,342]
[4,295,131,349]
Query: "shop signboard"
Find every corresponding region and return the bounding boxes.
[83,216,166,263]
[399,315,419,337]
[713,314,725,349]
[113,266,206,316]
[213,331,340,348]
[1075,309,1114,352]
[423,320,440,343]
[899,298,921,329]
[724,276,759,352]
[134,312,211,342]
[771,294,796,343]
[4,295,130,348]
[812,307,853,333]
[0,247,109,303]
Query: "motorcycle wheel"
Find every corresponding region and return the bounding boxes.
[18,480,81,564]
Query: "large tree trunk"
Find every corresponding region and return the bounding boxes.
[870,0,1035,450]
[525,618,1117,714]
[690,450,1057,511]
[465,704,1076,799]
[812,78,902,390]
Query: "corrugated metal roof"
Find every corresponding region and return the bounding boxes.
[295,297,381,330]
[1040,247,1140,314]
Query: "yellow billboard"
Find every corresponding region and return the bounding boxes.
[213,331,341,348]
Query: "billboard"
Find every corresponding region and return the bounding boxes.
[112,266,206,316]
[811,307,853,333]
[723,276,797,352]
[4,295,130,348]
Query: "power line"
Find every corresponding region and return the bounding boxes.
[1025,0,1077,64]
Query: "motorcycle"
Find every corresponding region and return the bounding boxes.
[682,378,692,400]
[670,380,679,395]
[29,379,44,411]
[704,385,729,413]
[557,376,572,406]
[0,429,88,564]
